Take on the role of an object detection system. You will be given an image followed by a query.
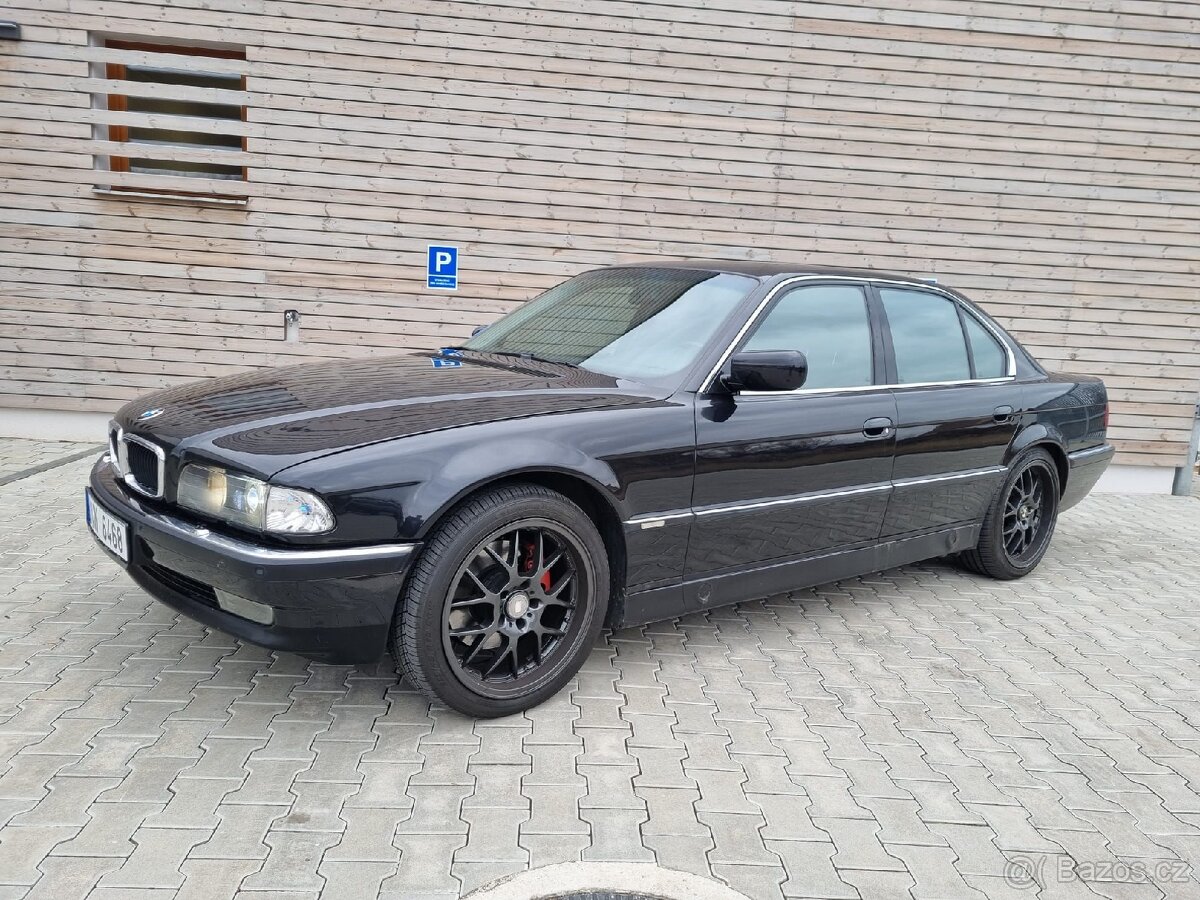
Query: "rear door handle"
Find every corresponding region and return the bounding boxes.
[863,417,893,438]
[994,405,1015,423]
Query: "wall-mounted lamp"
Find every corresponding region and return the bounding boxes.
[0,22,21,40]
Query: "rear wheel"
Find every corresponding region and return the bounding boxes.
[393,483,609,717]
[959,448,1060,579]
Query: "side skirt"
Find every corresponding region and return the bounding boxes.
[618,524,980,628]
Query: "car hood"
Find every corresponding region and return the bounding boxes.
[116,353,664,478]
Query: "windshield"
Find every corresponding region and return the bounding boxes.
[462,267,756,385]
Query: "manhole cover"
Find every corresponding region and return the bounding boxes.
[464,861,752,900]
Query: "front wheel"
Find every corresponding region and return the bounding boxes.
[959,448,1060,580]
[393,483,609,717]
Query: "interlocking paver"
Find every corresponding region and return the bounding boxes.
[176,858,262,900]
[0,825,79,884]
[1,446,1199,898]
[98,826,211,889]
[456,806,528,863]
[381,832,466,895]
[579,807,654,861]
[240,830,341,892]
[20,855,121,900]
[316,860,396,900]
[51,800,161,857]
[768,839,858,899]
[191,803,288,860]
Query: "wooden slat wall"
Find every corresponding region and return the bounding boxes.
[1,0,1198,466]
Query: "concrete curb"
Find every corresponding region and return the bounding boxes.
[0,445,104,487]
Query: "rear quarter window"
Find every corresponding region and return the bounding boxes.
[962,314,1008,378]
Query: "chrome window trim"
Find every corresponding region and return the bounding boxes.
[120,432,166,500]
[878,283,1016,383]
[701,275,1017,396]
[740,376,1014,399]
[623,466,1006,526]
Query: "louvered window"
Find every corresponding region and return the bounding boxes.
[97,39,247,202]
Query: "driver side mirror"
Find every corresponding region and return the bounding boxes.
[724,350,808,392]
[470,324,489,337]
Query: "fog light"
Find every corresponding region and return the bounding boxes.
[214,589,275,625]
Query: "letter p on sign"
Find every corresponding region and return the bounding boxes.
[426,245,459,290]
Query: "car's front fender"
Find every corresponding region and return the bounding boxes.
[272,400,694,546]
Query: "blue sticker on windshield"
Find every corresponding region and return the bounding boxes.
[431,357,462,368]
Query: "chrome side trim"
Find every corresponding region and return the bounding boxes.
[891,466,1006,489]
[1067,444,1114,463]
[693,482,891,517]
[625,511,693,528]
[121,432,166,499]
[702,275,1017,395]
[625,482,892,526]
[624,466,1006,527]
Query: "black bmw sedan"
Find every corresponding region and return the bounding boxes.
[87,262,1114,715]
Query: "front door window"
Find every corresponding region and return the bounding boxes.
[743,283,875,389]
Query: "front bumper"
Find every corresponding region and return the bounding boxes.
[87,458,419,663]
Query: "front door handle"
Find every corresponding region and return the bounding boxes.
[863,417,893,438]
[994,405,1015,423]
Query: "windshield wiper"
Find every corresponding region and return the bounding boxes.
[447,348,577,368]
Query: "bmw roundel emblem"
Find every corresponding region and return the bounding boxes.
[138,408,164,421]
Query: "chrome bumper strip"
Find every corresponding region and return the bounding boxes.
[112,493,416,566]
[1068,444,1114,463]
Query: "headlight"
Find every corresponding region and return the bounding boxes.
[266,486,335,534]
[176,464,334,534]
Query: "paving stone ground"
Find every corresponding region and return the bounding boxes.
[0,439,97,481]
[1,441,1199,899]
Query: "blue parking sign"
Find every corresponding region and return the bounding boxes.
[427,245,459,290]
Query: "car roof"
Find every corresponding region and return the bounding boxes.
[609,258,940,286]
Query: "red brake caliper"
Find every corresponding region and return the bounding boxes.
[521,540,553,592]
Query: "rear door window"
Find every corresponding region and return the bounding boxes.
[879,288,971,384]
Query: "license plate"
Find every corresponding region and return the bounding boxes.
[86,490,129,563]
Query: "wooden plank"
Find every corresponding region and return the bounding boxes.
[1,1,1197,466]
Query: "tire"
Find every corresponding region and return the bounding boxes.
[393,483,609,717]
[959,448,1060,580]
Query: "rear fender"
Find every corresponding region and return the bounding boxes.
[1005,423,1069,491]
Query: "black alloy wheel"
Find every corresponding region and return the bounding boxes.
[1001,464,1053,564]
[959,447,1060,580]
[443,523,585,697]
[393,483,609,717]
